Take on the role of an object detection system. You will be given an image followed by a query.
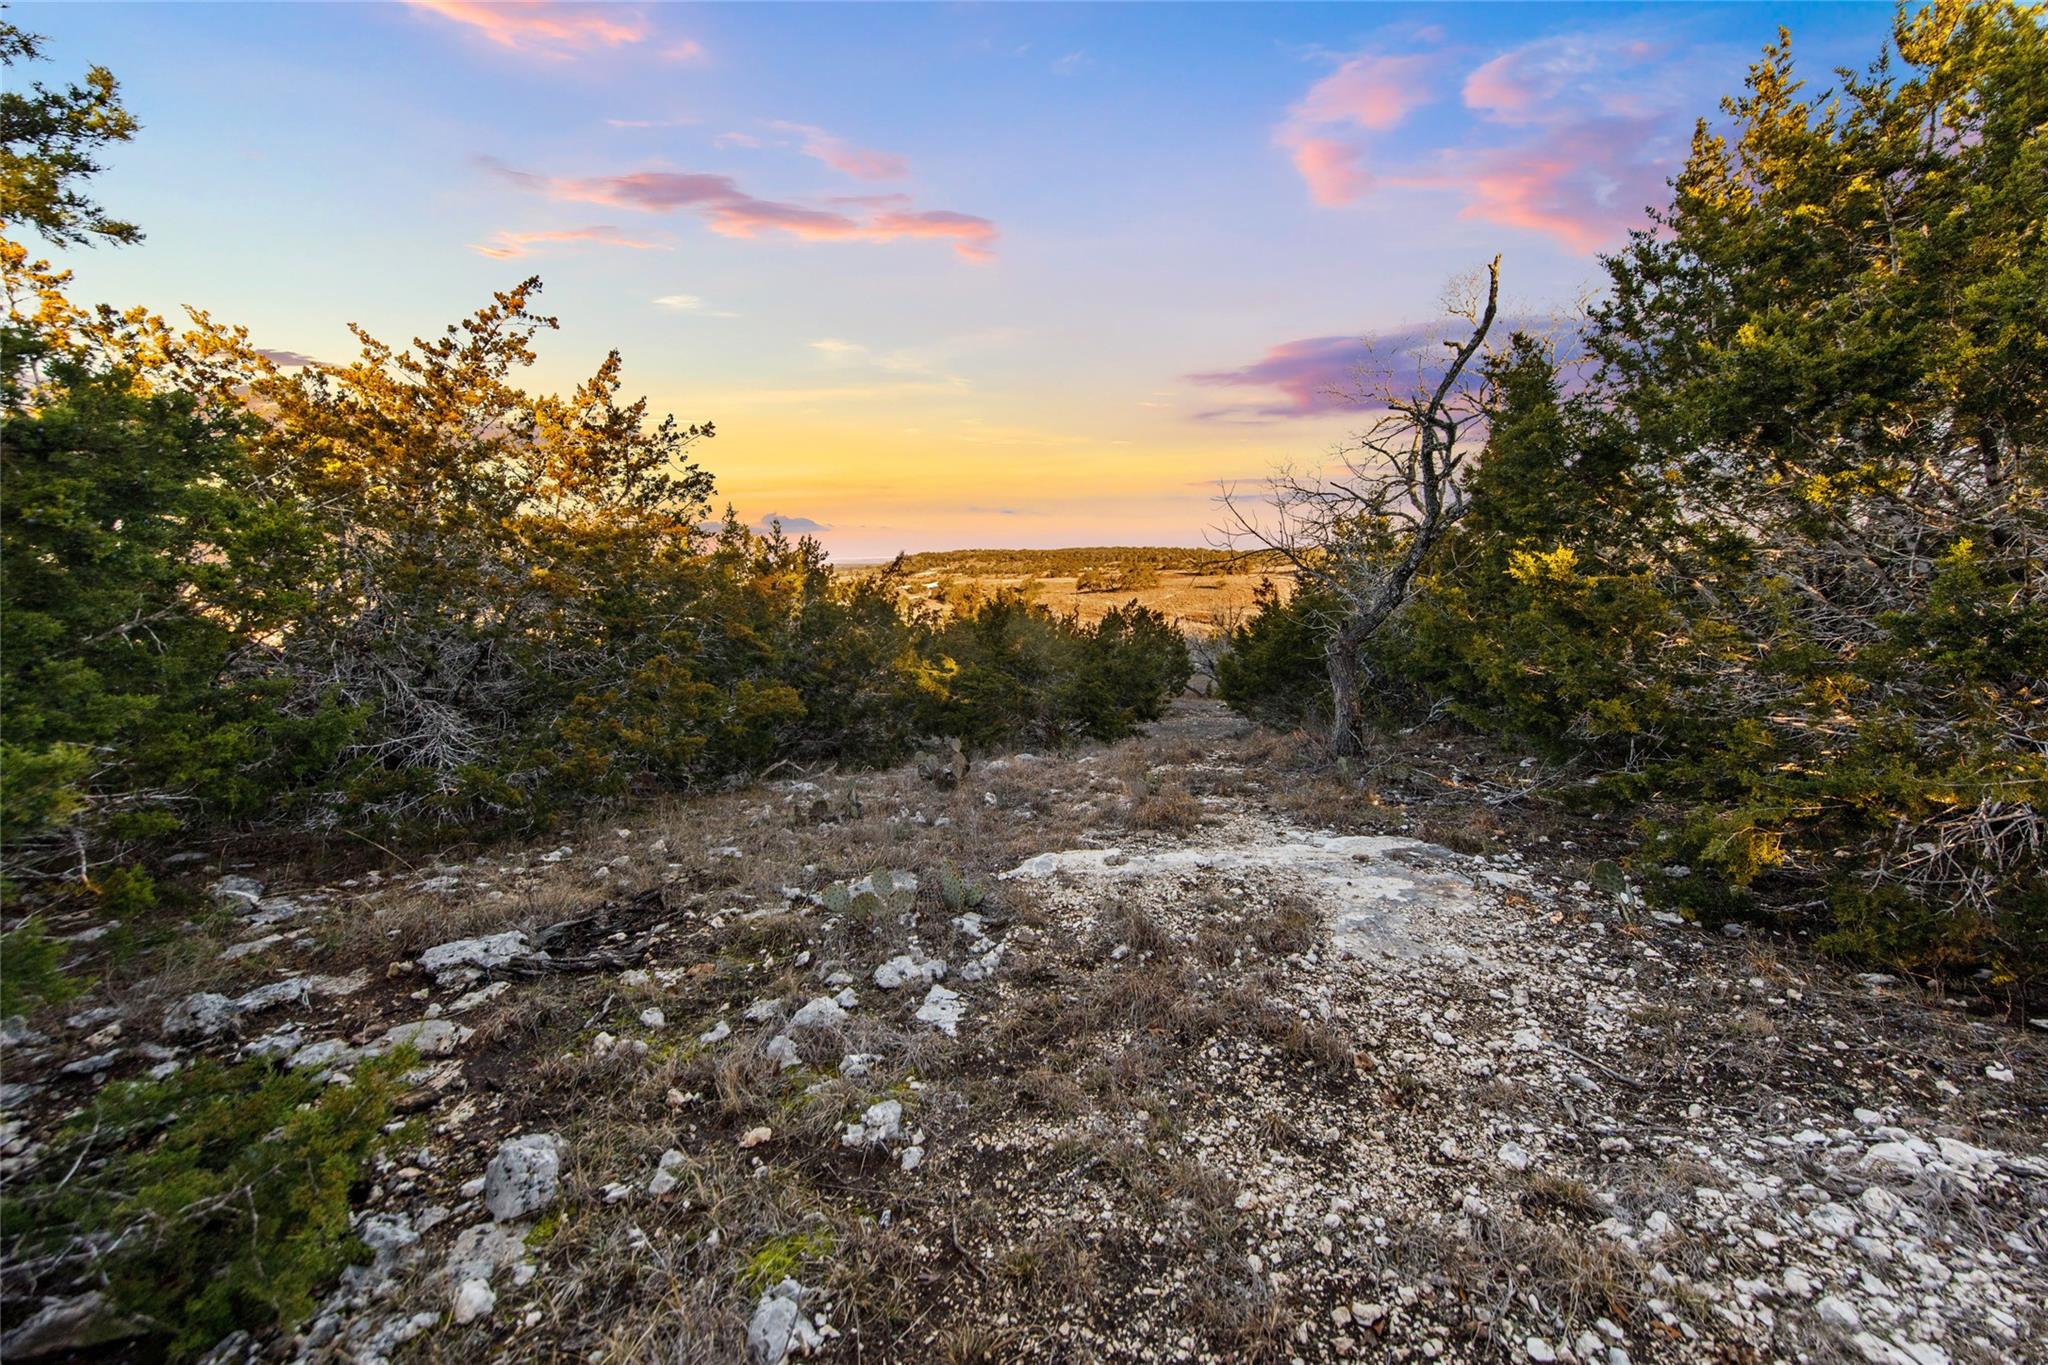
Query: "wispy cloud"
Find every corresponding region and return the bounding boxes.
[1294,51,1442,131]
[767,121,908,181]
[1436,31,1698,250]
[1462,31,1670,126]
[468,223,667,259]
[400,1,656,58]
[1273,47,1443,208]
[1284,136,1371,208]
[1275,26,1702,253]
[1433,118,1671,254]
[755,511,831,533]
[1188,318,1537,422]
[482,157,999,261]
[1187,334,1369,420]
[717,382,969,404]
[653,293,736,317]
[807,336,970,390]
[608,116,696,130]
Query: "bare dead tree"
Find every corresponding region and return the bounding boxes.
[1219,256,1501,756]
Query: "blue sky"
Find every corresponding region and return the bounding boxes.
[21,2,1899,556]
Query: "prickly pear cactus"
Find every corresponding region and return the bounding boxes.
[937,860,987,912]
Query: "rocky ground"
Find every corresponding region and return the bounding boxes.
[3,700,2045,1364]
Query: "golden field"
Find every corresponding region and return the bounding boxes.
[837,547,1296,639]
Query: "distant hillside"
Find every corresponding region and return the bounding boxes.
[838,546,1295,640]
[867,546,1290,578]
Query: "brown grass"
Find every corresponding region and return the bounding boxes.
[840,564,1295,641]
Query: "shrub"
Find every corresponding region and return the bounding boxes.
[1216,579,1331,729]
[1213,7,2048,994]
[924,594,1190,749]
[0,915,78,1016]
[2,1053,410,1359]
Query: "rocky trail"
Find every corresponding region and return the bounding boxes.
[4,700,2045,1364]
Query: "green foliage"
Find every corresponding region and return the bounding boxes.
[1216,579,1332,728]
[936,859,986,912]
[1,250,1192,905]
[3,1053,408,1359]
[0,283,341,885]
[1075,561,1161,593]
[741,1229,836,1293]
[922,593,1190,749]
[1218,4,2048,994]
[0,915,78,1015]
[0,21,142,246]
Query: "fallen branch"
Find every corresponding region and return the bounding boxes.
[1551,1040,1649,1091]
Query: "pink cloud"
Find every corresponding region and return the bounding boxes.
[867,209,999,263]
[400,1,704,62]
[468,224,667,259]
[1463,32,1680,127]
[769,121,909,181]
[520,167,742,211]
[1189,317,1546,421]
[1446,118,1672,254]
[401,1,646,55]
[1188,334,1365,419]
[1275,28,1699,251]
[482,158,997,261]
[1294,52,1442,131]
[1275,48,1440,205]
[1285,136,1371,207]
[1463,53,1539,123]
[702,199,866,242]
[1438,32,1697,252]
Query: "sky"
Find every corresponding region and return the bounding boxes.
[23,1,1898,559]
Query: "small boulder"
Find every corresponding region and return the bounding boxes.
[451,1278,496,1325]
[874,954,946,991]
[209,875,264,911]
[418,932,533,988]
[647,1148,688,1197]
[482,1133,565,1222]
[914,984,965,1035]
[164,993,238,1039]
[0,1292,141,1359]
[746,1279,821,1364]
[373,1019,474,1058]
[788,996,847,1030]
[842,1099,903,1149]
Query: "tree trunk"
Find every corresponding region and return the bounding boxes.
[1326,630,1363,757]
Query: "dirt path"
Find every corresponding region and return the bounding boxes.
[6,701,2044,1365]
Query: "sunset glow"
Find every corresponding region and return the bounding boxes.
[37,0,1896,558]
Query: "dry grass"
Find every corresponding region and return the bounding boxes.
[840,564,1294,640]
[1126,779,1206,832]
